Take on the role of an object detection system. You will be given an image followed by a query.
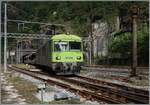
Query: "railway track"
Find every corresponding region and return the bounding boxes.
[8,65,149,104]
[62,76,149,103]
[74,75,149,96]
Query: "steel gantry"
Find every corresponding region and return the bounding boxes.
[8,19,66,27]
[0,2,66,72]
[1,33,52,39]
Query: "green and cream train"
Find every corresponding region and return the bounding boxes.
[23,34,83,75]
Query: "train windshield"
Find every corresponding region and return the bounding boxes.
[69,42,81,51]
[54,42,69,52]
[54,41,81,52]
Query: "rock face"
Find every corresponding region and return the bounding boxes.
[92,21,110,57]
[82,21,113,64]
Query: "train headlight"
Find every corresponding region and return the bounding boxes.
[56,56,61,60]
[77,56,81,60]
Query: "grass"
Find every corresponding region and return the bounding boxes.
[3,72,82,104]
[129,77,149,86]
[80,69,90,75]
[13,64,31,70]
[49,99,82,104]
[5,73,42,104]
[1,88,10,103]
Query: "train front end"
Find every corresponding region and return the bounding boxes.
[51,34,83,75]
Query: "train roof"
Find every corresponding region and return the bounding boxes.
[51,34,81,41]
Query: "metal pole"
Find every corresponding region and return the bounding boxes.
[4,3,7,72]
[16,41,18,64]
[0,1,2,71]
[41,88,43,102]
[90,4,93,65]
[0,1,2,103]
[19,42,20,64]
[87,36,92,65]
[22,23,24,31]
[16,41,19,64]
[89,41,92,65]
[11,55,13,64]
[17,41,19,64]
[130,4,138,76]
[20,41,22,63]
[11,55,14,64]
[17,23,20,31]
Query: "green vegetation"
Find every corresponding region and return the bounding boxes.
[14,64,28,69]
[14,64,32,70]
[49,99,82,104]
[108,24,148,66]
[2,1,148,35]
[1,1,148,65]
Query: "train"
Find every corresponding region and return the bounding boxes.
[23,34,83,75]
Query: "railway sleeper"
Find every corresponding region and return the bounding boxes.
[76,75,149,96]
[8,66,122,104]
[100,91,127,103]
[76,77,148,99]
[8,66,148,104]
[58,80,127,103]
[63,77,148,104]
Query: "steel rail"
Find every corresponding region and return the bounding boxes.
[59,76,149,104]
[12,65,148,95]
[8,65,149,104]
[75,75,149,96]
[7,66,123,104]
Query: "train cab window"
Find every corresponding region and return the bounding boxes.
[54,42,69,52]
[69,42,81,51]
